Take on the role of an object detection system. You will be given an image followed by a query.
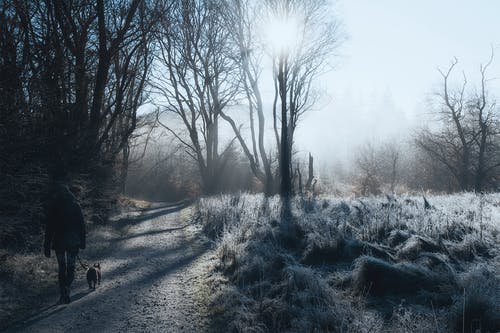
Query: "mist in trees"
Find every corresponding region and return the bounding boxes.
[416,54,500,192]
[1,0,499,218]
[2,2,499,331]
[124,0,499,199]
[340,53,500,195]
[148,0,341,197]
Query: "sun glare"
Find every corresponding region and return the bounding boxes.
[263,15,301,55]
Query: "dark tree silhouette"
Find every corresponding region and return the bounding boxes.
[0,1,159,246]
[416,53,500,192]
[0,0,157,179]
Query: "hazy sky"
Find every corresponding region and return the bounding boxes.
[296,0,500,164]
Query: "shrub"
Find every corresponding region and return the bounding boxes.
[352,256,453,296]
[450,267,500,333]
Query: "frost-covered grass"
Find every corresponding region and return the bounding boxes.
[196,192,500,332]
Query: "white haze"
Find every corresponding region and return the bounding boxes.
[141,0,500,177]
[295,0,500,167]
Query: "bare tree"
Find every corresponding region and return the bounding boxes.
[305,152,315,191]
[0,0,158,241]
[218,0,276,195]
[272,0,341,197]
[381,142,400,193]
[353,143,382,196]
[291,152,315,195]
[0,0,157,175]
[152,0,239,194]
[469,53,500,190]
[220,0,341,197]
[406,144,457,192]
[351,140,404,195]
[416,53,500,192]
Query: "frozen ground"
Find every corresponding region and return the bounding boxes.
[198,192,500,332]
[5,201,214,333]
[4,192,499,332]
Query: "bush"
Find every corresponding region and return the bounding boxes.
[450,267,500,333]
[352,256,454,296]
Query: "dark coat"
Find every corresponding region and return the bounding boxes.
[44,184,86,251]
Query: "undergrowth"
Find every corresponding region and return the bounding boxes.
[196,192,500,332]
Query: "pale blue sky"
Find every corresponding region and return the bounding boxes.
[297,0,500,163]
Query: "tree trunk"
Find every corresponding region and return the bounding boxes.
[278,56,291,198]
[120,143,130,194]
[297,163,303,195]
[305,153,314,191]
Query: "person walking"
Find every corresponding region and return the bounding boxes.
[43,182,86,304]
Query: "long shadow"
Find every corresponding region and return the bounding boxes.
[80,202,210,304]
[79,217,200,277]
[114,201,190,230]
[7,305,66,332]
[95,233,207,280]
[124,238,211,288]
[100,234,195,263]
[5,290,94,332]
[70,290,92,302]
[8,236,211,332]
[110,225,190,242]
[6,200,209,332]
[136,199,194,212]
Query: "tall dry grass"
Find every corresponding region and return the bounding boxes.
[197,192,500,332]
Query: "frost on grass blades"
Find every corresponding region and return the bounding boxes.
[196,193,500,332]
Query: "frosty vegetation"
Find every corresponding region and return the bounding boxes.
[1,0,499,331]
[196,192,500,332]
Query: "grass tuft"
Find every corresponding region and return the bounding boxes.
[197,192,500,332]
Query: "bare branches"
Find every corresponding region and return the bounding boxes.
[418,53,500,191]
[152,0,240,194]
[217,0,341,195]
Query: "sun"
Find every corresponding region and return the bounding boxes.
[263,14,302,55]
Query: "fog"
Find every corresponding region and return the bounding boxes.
[141,0,500,181]
[295,0,500,167]
[4,1,500,330]
[130,0,500,198]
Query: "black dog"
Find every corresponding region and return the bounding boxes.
[86,263,102,290]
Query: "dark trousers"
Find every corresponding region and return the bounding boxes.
[55,249,78,297]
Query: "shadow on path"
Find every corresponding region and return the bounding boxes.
[5,201,211,333]
[136,199,194,212]
[8,238,211,332]
[7,305,66,332]
[110,225,190,242]
[114,201,191,230]
[70,290,92,302]
[6,291,93,332]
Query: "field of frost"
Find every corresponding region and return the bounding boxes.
[196,192,500,332]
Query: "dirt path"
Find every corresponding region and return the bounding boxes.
[7,202,214,333]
